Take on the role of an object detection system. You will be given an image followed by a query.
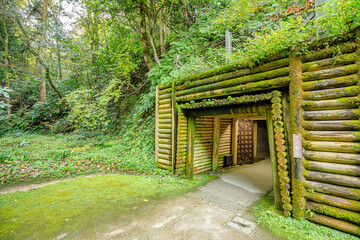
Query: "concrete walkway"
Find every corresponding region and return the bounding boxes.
[79,158,278,240]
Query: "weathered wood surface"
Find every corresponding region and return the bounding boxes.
[303,109,360,120]
[301,42,356,63]
[304,191,360,212]
[303,140,360,153]
[302,97,360,110]
[303,170,360,188]
[302,64,358,82]
[176,77,290,102]
[302,74,358,91]
[302,86,360,100]
[301,53,357,72]
[306,201,360,225]
[303,120,360,131]
[304,131,360,142]
[303,160,360,176]
[176,67,290,97]
[304,180,360,201]
[306,212,360,236]
[186,116,195,178]
[176,57,290,91]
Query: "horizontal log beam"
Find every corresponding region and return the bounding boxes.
[301,64,358,82]
[306,212,360,236]
[301,42,356,63]
[303,109,360,120]
[304,131,360,142]
[303,120,360,131]
[302,74,358,91]
[176,57,289,91]
[176,77,290,102]
[306,200,360,225]
[303,150,360,165]
[303,170,360,188]
[159,93,172,100]
[304,191,360,212]
[304,180,360,201]
[159,99,171,105]
[176,67,290,97]
[301,53,357,72]
[302,97,360,111]
[302,86,359,100]
[304,140,360,153]
[304,160,360,176]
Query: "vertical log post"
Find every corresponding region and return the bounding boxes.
[232,119,238,165]
[212,116,220,171]
[266,109,281,209]
[186,115,195,178]
[155,86,159,164]
[253,121,258,159]
[289,48,305,219]
[171,81,176,174]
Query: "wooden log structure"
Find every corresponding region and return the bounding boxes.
[154,26,360,236]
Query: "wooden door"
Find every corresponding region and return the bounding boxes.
[237,120,254,164]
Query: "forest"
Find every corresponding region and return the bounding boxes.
[1,0,360,239]
[0,0,359,183]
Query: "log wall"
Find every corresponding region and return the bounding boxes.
[193,116,214,174]
[155,86,174,171]
[300,34,360,236]
[154,27,360,236]
[218,119,232,168]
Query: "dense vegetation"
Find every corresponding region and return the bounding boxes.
[1,0,359,184]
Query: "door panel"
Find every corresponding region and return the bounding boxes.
[237,120,254,164]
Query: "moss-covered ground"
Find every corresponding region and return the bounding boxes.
[251,195,358,240]
[0,174,215,239]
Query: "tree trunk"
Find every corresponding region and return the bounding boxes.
[56,39,62,80]
[139,2,154,70]
[39,0,48,102]
[2,15,10,114]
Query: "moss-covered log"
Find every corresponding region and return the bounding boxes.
[176,67,289,96]
[304,180,360,201]
[303,109,360,120]
[159,93,171,100]
[302,64,358,82]
[303,160,360,176]
[303,120,360,131]
[302,74,358,91]
[306,201,360,225]
[304,131,360,142]
[306,212,360,236]
[159,148,172,155]
[303,140,360,153]
[304,191,360,212]
[158,124,172,129]
[159,109,172,114]
[159,139,172,144]
[176,77,290,102]
[176,56,289,90]
[304,150,360,165]
[159,143,172,150]
[302,86,360,100]
[158,153,172,160]
[159,98,171,105]
[303,170,360,188]
[302,53,357,72]
[302,97,360,111]
[301,42,356,63]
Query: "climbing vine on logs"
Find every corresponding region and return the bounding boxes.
[271,90,292,217]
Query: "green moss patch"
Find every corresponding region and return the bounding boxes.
[0,174,215,239]
[251,195,358,240]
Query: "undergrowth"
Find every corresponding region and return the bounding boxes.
[251,195,358,240]
[0,115,164,185]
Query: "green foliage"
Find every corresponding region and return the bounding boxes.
[252,195,358,240]
[64,89,109,132]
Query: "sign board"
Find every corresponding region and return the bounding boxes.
[293,134,303,158]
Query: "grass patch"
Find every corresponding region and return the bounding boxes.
[0,174,215,239]
[0,118,165,185]
[251,195,358,240]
